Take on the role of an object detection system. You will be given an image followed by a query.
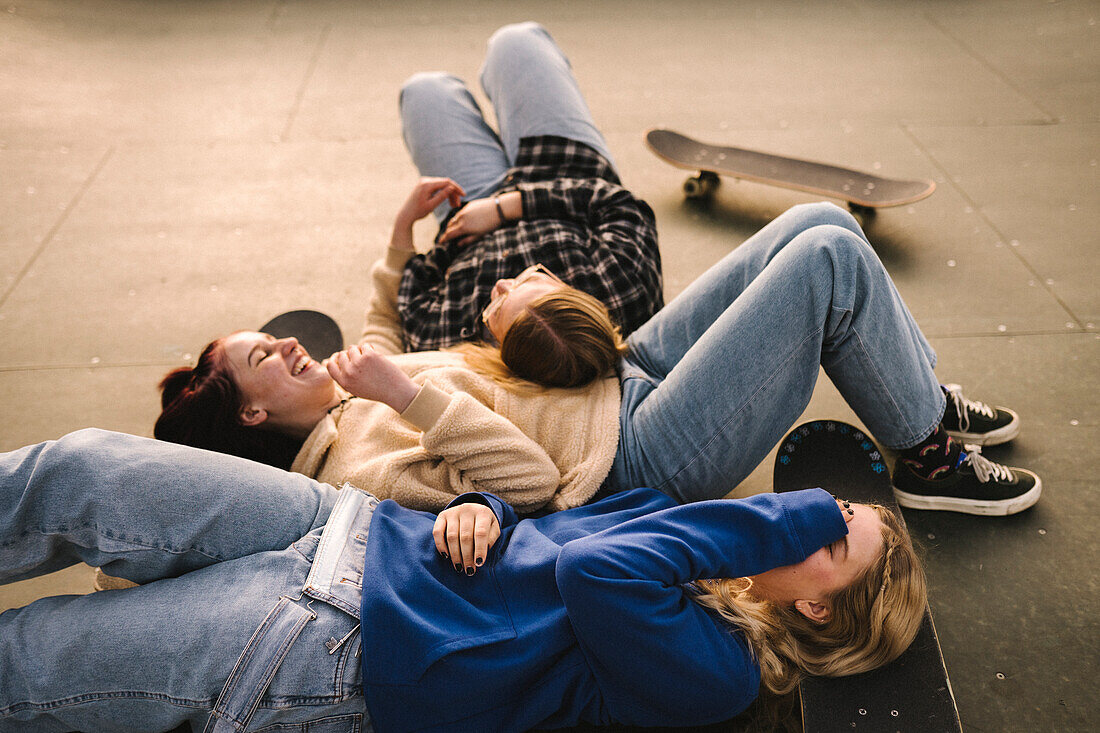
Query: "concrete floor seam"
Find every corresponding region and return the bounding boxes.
[0,145,115,310]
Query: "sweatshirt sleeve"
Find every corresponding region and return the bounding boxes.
[554,489,847,726]
[382,382,563,513]
[359,247,413,355]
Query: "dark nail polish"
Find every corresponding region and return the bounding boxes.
[465,566,475,576]
[475,557,484,567]
[847,509,855,515]
[453,563,462,572]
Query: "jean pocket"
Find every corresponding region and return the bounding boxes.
[252,712,366,732]
[204,598,317,733]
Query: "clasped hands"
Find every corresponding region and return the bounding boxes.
[322,344,420,414]
[392,177,512,249]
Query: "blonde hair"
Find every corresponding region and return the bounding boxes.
[454,288,628,391]
[693,504,926,696]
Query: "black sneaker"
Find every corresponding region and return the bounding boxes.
[893,446,1041,515]
[941,383,1020,446]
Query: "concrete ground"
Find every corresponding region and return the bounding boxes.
[1,1,1096,730]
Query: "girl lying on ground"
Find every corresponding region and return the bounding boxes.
[386,21,663,361]
[157,194,1041,517]
[0,430,926,732]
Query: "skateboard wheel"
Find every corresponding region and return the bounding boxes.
[683,172,720,199]
[683,176,706,198]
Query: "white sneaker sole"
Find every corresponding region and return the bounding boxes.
[893,469,1042,516]
[944,407,1020,446]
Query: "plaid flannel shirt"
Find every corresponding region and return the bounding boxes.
[397,136,663,351]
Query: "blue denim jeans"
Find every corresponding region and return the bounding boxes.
[399,22,615,221]
[0,430,372,732]
[607,203,946,504]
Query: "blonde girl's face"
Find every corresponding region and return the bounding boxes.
[749,502,885,620]
[481,265,566,342]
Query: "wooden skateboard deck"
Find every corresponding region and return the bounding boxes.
[260,309,344,361]
[773,420,962,733]
[646,129,935,212]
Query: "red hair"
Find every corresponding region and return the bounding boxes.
[154,339,302,470]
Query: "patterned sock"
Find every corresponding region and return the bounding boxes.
[899,424,963,480]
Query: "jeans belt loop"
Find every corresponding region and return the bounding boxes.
[303,485,377,618]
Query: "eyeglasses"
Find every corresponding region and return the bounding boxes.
[481,264,563,325]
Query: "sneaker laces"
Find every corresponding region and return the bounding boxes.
[945,383,996,432]
[960,445,1013,483]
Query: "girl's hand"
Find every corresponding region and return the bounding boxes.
[433,502,501,575]
[391,178,465,249]
[438,192,520,246]
[323,344,419,413]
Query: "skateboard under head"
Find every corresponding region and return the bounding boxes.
[259,309,344,361]
[773,420,962,733]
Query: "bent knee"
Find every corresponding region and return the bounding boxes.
[31,428,121,482]
[793,224,877,267]
[55,427,120,455]
[485,21,550,61]
[399,71,464,110]
[781,201,864,237]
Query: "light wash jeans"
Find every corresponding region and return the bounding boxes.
[0,430,372,733]
[606,203,946,504]
[399,21,615,221]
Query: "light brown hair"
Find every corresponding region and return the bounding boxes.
[456,288,628,391]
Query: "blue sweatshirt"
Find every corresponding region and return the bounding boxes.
[359,487,846,732]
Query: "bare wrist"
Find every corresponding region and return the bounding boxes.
[500,191,522,221]
[388,379,421,414]
[389,222,416,251]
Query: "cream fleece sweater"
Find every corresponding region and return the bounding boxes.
[290,247,621,513]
